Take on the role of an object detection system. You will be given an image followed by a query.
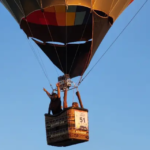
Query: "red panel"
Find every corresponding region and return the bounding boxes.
[43,12,57,26]
[24,10,57,26]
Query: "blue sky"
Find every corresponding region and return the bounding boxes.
[0,0,150,150]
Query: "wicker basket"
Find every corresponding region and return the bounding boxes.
[45,107,89,147]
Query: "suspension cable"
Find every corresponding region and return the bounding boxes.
[42,13,64,73]
[78,0,148,86]
[14,0,53,89]
[69,10,92,74]
[18,0,61,88]
[38,0,61,77]
[27,39,53,88]
[65,1,68,75]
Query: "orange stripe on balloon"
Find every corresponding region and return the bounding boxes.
[56,12,66,26]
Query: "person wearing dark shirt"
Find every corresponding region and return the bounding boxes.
[43,83,62,115]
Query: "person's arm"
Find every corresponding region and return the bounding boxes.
[43,88,51,98]
[56,83,61,98]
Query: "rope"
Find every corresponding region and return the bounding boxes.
[69,10,92,74]
[38,0,60,77]
[42,12,64,73]
[65,1,68,74]
[72,88,75,104]
[28,40,53,87]
[14,0,53,89]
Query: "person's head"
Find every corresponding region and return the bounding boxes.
[72,102,79,108]
[50,92,58,99]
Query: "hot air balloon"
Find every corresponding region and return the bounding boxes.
[0,0,133,147]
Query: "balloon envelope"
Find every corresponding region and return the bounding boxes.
[0,0,133,78]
